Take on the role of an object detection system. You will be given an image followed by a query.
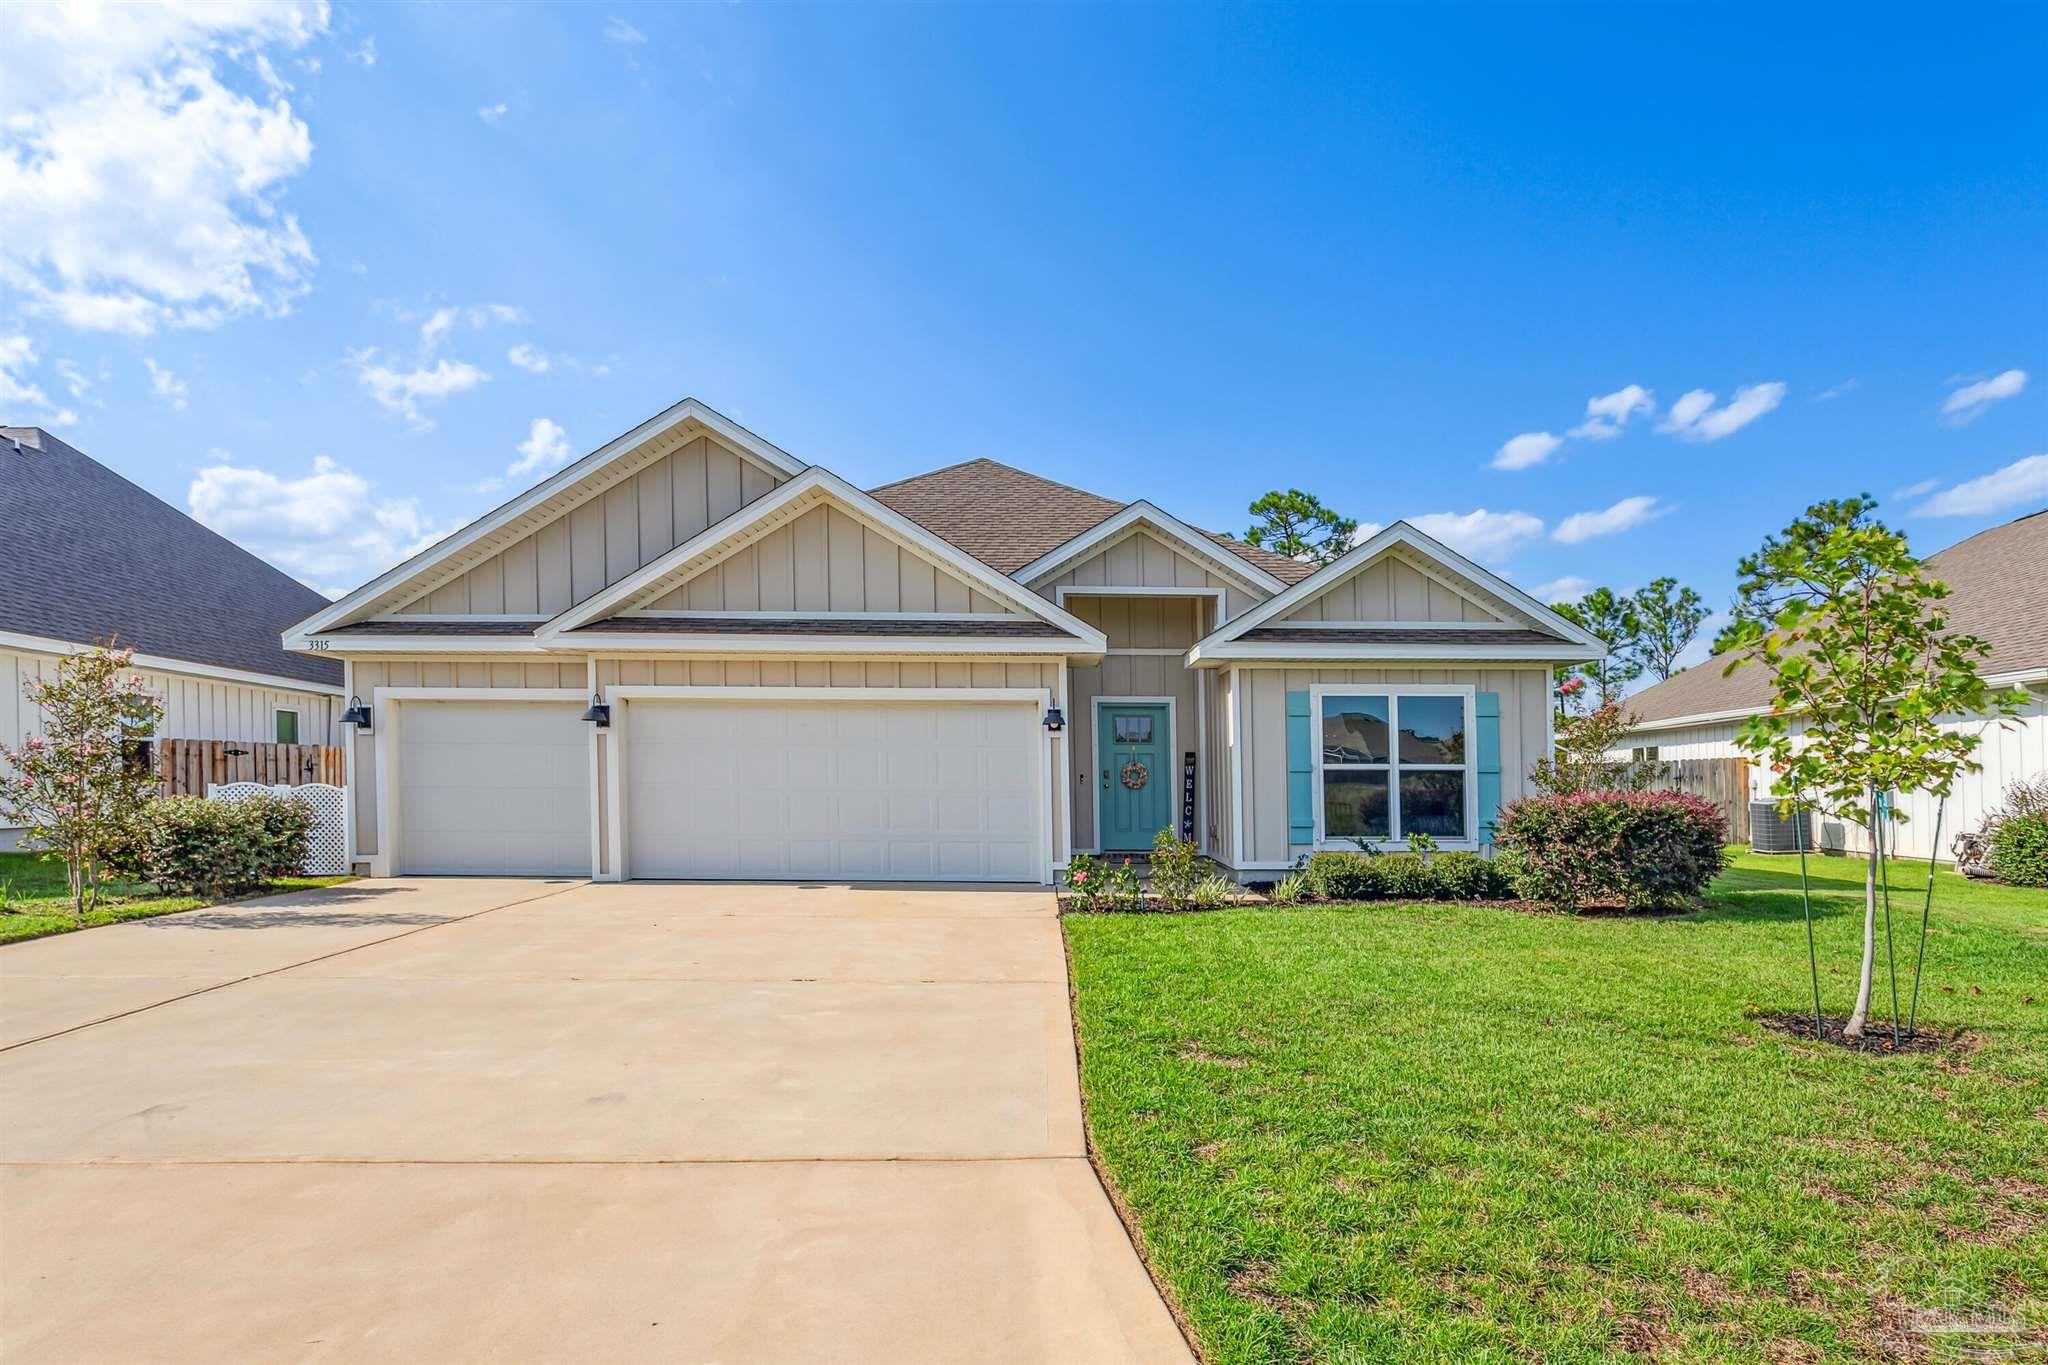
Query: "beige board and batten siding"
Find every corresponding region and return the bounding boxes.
[347,658,587,859]
[1237,665,1553,864]
[1272,555,1507,624]
[393,435,786,617]
[1033,527,1267,622]
[639,504,1021,615]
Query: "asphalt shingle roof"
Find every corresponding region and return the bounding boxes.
[1,427,341,688]
[1627,508,2048,725]
[868,458,1315,585]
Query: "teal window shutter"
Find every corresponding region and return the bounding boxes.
[1286,691,1314,847]
[1475,691,1502,842]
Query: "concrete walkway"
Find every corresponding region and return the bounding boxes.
[0,880,1189,1363]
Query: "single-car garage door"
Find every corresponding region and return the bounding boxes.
[624,700,1041,881]
[394,700,589,875]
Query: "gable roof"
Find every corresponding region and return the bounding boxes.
[1186,520,1607,664]
[868,458,1313,584]
[536,468,1107,651]
[289,398,804,638]
[1,427,341,689]
[1627,507,2048,728]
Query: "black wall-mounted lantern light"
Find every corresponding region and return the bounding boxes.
[1042,706,1065,733]
[340,695,373,729]
[581,692,612,728]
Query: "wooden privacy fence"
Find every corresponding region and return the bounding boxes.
[1646,756,1751,844]
[157,740,345,798]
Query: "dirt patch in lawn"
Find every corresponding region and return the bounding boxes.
[1757,1012,1972,1055]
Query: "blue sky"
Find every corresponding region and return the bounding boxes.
[3,2,2043,670]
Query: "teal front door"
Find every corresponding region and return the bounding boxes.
[1099,702,1172,851]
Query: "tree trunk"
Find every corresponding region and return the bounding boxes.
[1844,805,1880,1039]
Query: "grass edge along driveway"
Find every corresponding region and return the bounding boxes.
[0,850,353,945]
[1065,850,2047,1363]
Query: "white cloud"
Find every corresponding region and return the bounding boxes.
[0,334,80,427]
[1491,431,1562,471]
[0,1,325,336]
[1941,369,2027,425]
[1348,521,1385,546]
[1814,378,1859,402]
[1912,453,2048,518]
[1552,495,1668,544]
[605,16,647,44]
[54,357,93,401]
[507,417,572,479]
[1407,508,1545,561]
[507,342,551,373]
[478,102,508,124]
[187,451,442,590]
[1892,477,1940,500]
[346,36,376,67]
[1656,389,1715,434]
[143,357,188,411]
[417,302,522,352]
[348,351,489,429]
[1567,384,1654,441]
[1657,382,1786,442]
[1529,575,1594,605]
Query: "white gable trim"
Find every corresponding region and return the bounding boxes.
[0,628,345,696]
[1185,521,1607,664]
[286,399,807,642]
[536,469,1107,650]
[1015,502,1288,596]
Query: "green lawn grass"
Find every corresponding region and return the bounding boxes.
[0,850,352,945]
[1065,850,2047,1362]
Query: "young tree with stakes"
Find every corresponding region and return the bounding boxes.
[1244,489,1358,566]
[1721,497,2027,1040]
[0,645,165,914]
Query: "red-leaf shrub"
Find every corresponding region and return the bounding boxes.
[1494,791,1729,911]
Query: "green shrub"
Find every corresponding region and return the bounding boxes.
[1494,791,1728,911]
[1374,853,1434,899]
[113,792,314,898]
[1269,873,1310,905]
[1989,812,2048,887]
[1148,828,1205,908]
[1305,850,1380,900]
[1188,875,1235,908]
[1432,851,1512,901]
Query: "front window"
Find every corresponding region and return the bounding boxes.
[1316,689,1471,843]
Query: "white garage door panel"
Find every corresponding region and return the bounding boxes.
[398,702,588,875]
[627,701,1039,882]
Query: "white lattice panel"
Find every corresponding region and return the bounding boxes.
[207,782,348,876]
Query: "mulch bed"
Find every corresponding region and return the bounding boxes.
[1756,1011,1972,1055]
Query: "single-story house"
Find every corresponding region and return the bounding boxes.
[2,426,345,852]
[1618,508,2048,860]
[286,398,1605,882]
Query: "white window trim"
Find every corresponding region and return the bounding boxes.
[1309,682,1477,850]
[272,705,304,745]
[1086,695,1178,856]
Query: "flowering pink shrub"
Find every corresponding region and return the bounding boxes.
[1493,791,1729,911]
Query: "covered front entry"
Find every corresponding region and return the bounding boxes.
[620,695,1045,882]
[1096,701,1172,851]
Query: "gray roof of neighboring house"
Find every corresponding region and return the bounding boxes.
[0,427,342,688]
[1627,507,2048,726]
[868,458,1315,584]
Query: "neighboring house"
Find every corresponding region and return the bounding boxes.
[2,426,345,852]
[286,398,1604,882]
[1618,509,2048,860]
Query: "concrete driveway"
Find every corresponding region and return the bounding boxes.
[0,880,1189,1363]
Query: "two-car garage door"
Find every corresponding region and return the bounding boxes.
[624,700,1041,881]
[389,696,1042,882]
